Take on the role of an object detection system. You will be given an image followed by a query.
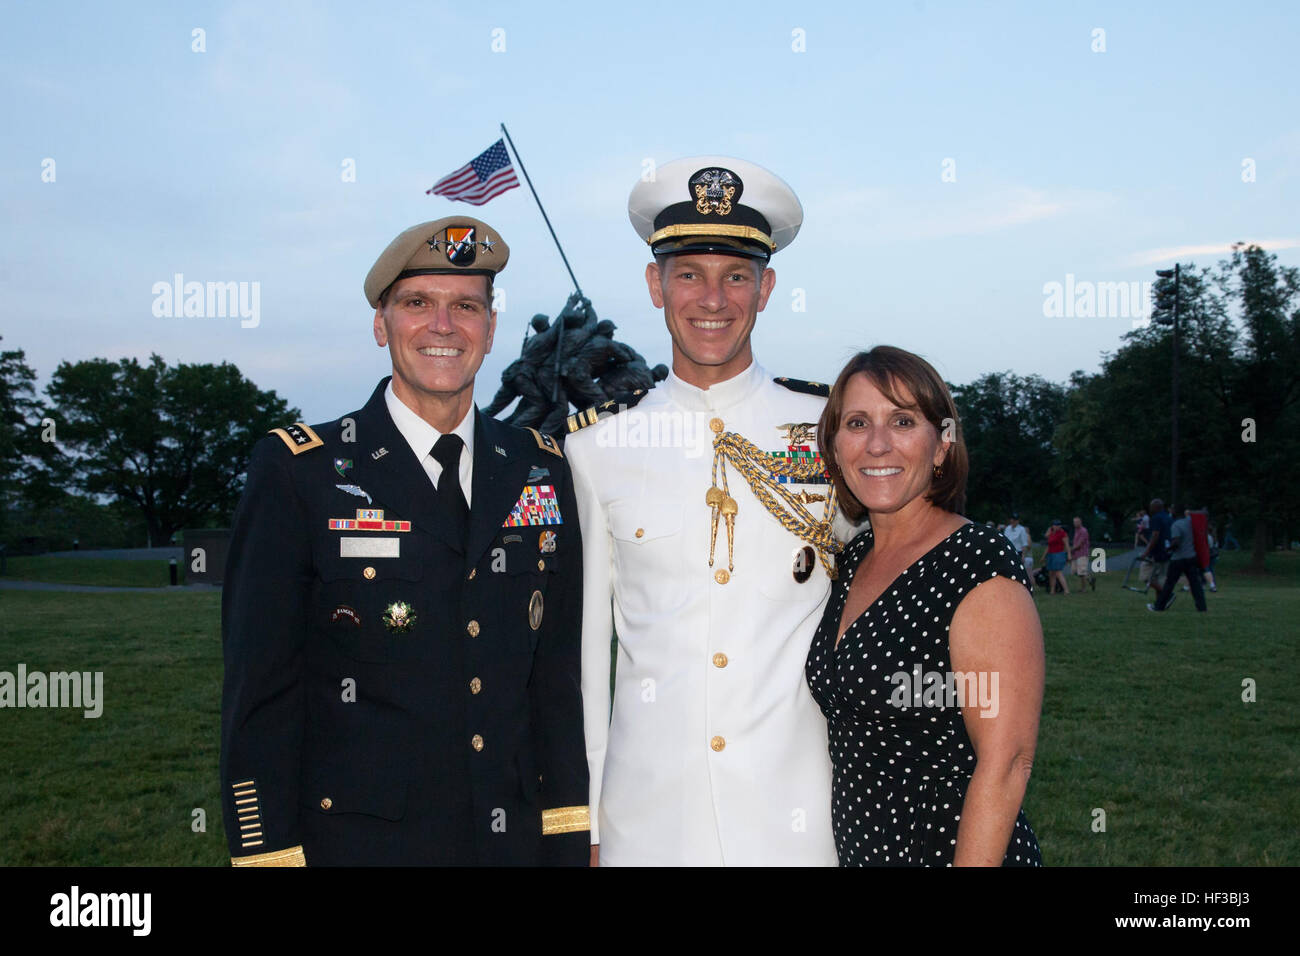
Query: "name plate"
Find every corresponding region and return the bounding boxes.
[339,537,401,559]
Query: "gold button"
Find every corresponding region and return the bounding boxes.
[320,797,333,810]
[537,559,545,571]
[713,652,728,668]
[709,417,724,434]
[467,620,480,637]
[468,568,476,580]
[710,735,726,752]
[714,569,730,585]
[470,677,482,695]
[635,528,645,538]
[362,567,376,580]
[471,734,484,752]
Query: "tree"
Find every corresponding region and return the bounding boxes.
[952,371,1068,524]
[1053,265,1229,539]
[1216,244,1300,568]
[1052,246,1300,568]
[0,338,62,540]
[45,355,300,545]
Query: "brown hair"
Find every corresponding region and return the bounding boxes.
[817,345,968,521]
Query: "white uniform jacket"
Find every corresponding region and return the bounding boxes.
[566,360,839,866]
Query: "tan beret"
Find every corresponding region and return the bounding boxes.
[364,217,510,307]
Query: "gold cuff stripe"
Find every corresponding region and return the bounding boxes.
[232,779,255,789]
[647,223,775,251]
[541,805,590,835]
[232,845,307,867]
[234,797,257,806]
[233,788,256,797]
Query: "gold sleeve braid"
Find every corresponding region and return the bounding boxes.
[541,806,590,835]
[231,845,306,867]
[709,430,842,580]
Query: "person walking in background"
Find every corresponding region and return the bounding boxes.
[1069,516,1095,592]
[1004,513,1033,592]
[1148,505,1208,613]
[1044,519,1070,595]
[1140,499,1172,593]
[1134,509,1149,551]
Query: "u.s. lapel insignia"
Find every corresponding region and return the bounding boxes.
[336,483,373,505]
[502,484,563,527]
[495,445,508,457]
[528,590,543,631]
[334,458,353,477]
[382,601,416,633]
[538,530,557,554]
[371,447,389,461]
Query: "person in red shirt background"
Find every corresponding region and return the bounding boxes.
[1044,519,1070,595]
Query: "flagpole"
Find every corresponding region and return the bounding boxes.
[499,123,582,296]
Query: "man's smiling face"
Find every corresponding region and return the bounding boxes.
[646,252,775,388]
[373,273,496,414]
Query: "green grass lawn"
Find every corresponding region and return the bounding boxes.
[0,590,226,865]
[1024,550,1300,865]
[2,555,176,588]
[0,551,1295,865]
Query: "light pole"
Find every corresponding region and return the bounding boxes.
[1155,265,1181,509]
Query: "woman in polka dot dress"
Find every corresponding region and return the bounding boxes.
[805,347,1044,866]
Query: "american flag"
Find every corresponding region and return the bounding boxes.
[426,139,520,205]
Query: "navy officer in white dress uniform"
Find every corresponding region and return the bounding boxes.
[220,216,589,866]
[565,157,843,865]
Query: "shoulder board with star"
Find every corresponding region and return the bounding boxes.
[525,426,564,459]
[566,388,652,434]
[268,422,325,455]
[774,376,830,398]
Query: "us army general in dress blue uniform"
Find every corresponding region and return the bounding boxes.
[220,217,589,866]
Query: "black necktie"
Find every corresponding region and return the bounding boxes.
[431,434,468,544]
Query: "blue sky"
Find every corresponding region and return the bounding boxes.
[3,0,1297,422]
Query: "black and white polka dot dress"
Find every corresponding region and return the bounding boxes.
[805,521,1042,866]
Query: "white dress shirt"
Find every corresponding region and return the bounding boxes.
[384,381,475,505]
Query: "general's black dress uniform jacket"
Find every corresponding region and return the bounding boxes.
[220,377,587,865]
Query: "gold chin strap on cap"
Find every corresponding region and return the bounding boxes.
[706,423,842,580]
[647,223,776,251]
